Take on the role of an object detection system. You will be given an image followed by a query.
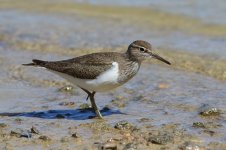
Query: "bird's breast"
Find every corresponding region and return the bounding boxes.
[118,61,140,83]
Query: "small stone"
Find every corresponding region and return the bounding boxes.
[31,126,40,134]
[148,132,173,145]
[192,122,205,128]
[58,85,73,92]
[71,133,79,138]
[114,121,134,130]
[39,135,51,141]
[59,101,75,106]
[199,104,221,116]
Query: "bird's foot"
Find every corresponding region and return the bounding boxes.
[93,108,103,119]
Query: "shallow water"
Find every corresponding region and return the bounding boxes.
[0,1,226,149]
[80,0,226,24]
[1,10,226,58]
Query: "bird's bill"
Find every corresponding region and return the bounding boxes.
[150,52,171,65]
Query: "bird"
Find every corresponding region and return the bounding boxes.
[23,40,171,119]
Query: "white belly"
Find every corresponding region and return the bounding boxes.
[49,62,121,92]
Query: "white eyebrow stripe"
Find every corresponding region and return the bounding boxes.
[131,44,146,50]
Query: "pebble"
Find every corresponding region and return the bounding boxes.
[58,85,73,92]
[199,104,221,116]
[148,132,173,145]
[114,121,135,130]
[31,126,40,134]
[192,122,205,128]
[59,101,75,106]
[71,132,79,138]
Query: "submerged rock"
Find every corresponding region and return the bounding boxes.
[114,121,135,130]
[148,132,173,145]
[199,104,221,116]
[192,122,205,128]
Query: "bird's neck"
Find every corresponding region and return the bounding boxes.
[125,51,141,64]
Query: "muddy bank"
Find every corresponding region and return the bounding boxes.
[0,1,226,150]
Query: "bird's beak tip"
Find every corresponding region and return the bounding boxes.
[150,52,171,65]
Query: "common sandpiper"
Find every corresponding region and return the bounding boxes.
[23,40,171,119]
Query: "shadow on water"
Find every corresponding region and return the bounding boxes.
[0,107,124,120]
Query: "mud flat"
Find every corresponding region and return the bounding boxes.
[0,1,226,150]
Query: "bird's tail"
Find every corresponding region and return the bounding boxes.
[22,59,46,66]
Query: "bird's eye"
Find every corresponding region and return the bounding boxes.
[139,47,145,52]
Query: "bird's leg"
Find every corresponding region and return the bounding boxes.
[80,88,103,119]
[89,92,103,119]
[80,88,91,101]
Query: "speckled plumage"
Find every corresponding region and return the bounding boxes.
[30,52,140,82]
[23,40,170,118]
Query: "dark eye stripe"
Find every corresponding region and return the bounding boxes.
[139,47,145,52]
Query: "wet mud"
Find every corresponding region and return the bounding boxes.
[0,1,226,150]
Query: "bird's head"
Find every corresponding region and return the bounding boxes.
[127,40,171,65]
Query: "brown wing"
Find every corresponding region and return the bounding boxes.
[30,52,122,79]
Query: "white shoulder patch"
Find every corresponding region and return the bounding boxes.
[87,62,119,84]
